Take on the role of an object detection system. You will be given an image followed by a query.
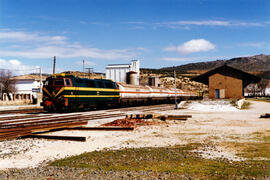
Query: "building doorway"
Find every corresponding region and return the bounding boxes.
[215,89,220,99]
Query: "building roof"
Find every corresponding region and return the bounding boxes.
[106,64,131,68]
[191,64,261,87]
[12,74,48,81]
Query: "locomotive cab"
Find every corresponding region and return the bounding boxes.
[45,77,72,89]
[42,74,74,111]
[42,73,120,112]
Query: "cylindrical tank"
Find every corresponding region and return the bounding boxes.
[126,71,139,85]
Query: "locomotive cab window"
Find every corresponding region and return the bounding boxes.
[54,79,64,86]
[97,81,105,88]
[65,79,72,86]
[86,80,96,88]
[45,79,53,86]
[105,82,114,89]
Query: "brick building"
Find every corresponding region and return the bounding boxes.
[192,65,261,99]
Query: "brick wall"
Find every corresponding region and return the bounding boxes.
[209,73,243,99]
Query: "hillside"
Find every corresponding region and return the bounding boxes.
[161,54,270,73]
[62,71,105,79]
[140,54,270,91]
[141,54,270,80]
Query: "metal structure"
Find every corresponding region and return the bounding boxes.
[53,56,56,74]
[106,60,140,85]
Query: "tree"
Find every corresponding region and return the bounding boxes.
[245,79,269,97]
[0,70,16,100]
[257,79,269,96]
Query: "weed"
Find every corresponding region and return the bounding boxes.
[50,143,270,178]
[241,101,251,109]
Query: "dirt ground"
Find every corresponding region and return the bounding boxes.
[0,99,269,169]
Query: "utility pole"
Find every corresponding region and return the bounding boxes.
[53,56,56,74]
[83,59,85,78]
[85,68,93,79]
[174,70,178,109]
[39,67,42,92]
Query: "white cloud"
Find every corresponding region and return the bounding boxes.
[0,46,135,59]
[239,42,268,48]
[126,21,145,24]
[75,60,96,66]
[0,58,39,75]
[0,30,138,60]
[164,39,216,54]
[162,57,205,61]
[136,47,148,51]
[169,20,230,26]
[0,31,66,44]
[154,20,265,28]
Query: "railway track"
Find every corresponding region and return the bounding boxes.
[0,108,44,115]
[0,112,125,141]
[0,104,175,142]
[0,103,175,115]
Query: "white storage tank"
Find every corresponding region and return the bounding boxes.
[126,71,139,85]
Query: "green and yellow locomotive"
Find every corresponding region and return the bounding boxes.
[42,74,120,111]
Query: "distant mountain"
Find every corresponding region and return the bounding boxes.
[161,54,270,73]
[145,54,269,80]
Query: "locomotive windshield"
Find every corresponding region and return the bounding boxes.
[44,78,67,86]
[104,82,114,88]
[44,78,53,86]
[55,79,64,86]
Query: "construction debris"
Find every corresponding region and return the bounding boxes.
[159,115,192,121]
[102,118,160,127]
[126,113,192,120]
[126,114,153,119]
[260,113,270,118]
[126,113,192,121]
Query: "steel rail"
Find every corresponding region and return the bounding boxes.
[0,121,88,141]
[22,135,86,142]
[0,113,124,126]
[65,126,134,131]
[0,109,44,115]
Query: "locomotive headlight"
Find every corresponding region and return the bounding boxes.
[64,98,68,106]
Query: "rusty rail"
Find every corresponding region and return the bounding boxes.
[66,126,134,131]
[0,112,125,142]
[22,135,86,142]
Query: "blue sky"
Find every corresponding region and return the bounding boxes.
[0,0,270,74]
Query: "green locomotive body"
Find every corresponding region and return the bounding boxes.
[42,74,120,111]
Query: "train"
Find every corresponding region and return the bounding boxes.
[41,73,198,112]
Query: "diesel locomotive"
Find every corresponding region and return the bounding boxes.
[41,73,197,112]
